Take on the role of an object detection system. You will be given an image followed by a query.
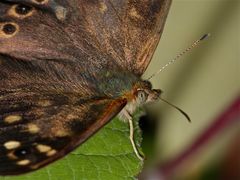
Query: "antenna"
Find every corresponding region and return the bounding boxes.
[159,97,191,122]
[147,33,210,80]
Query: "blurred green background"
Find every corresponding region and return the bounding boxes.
[142,0,239,179]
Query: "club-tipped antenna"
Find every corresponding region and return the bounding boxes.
[159,97,191,122]
[147,33,210,80]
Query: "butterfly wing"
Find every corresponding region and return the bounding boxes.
[76,0,172,75]
[0,0,171,76]
[0,87,126,175]
[0,50,128,174]
[0,0,171,175]
[0,0,114,71]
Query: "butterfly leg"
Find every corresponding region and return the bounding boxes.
[122,110,144,161]
[128,116,144,161]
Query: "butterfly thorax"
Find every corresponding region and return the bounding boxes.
[94,68,160,119]
[98,69,162,121]
[96,69,139,98]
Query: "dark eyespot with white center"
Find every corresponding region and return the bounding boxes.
[14,148,31,158]
[16,4,33,15]
[9,4,34,18]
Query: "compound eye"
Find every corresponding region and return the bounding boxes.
[137,90,148,103]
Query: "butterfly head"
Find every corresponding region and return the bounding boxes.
[133,80,162,105]
[118,80,162,121]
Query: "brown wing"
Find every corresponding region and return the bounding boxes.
[0,53,127,175]
[0,34,130,174]
[0,89,126,175]
[0,0,114,70]
[0,0,171,76]
[76,0,172,75]
[0,0,171,174]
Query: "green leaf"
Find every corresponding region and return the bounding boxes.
[1,113,144,180]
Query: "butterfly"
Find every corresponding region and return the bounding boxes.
[0,0,171,175]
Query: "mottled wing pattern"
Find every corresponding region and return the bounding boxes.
[0,87,126,175]
[0,0,171,75]
[0,0,116,70]
[0,1,129,174]
[76,0,172,75]
[0,0,171,175]
[0,50,127,175]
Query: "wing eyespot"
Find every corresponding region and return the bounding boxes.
[7,147,31,162]
[8,4,34,19]
[0,22,19,38]
[0,22,18,37]
[2,24,16,34]
[14,148,31,158]
[15,4,33,16]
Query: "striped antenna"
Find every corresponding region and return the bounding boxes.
[147,33,210,80]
